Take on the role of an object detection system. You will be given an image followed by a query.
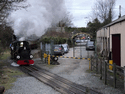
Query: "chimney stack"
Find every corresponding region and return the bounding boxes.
[118,5,121,18]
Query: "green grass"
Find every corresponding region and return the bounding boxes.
[0,49,24,90]
[0,49,10,60]
[0,63,24,90]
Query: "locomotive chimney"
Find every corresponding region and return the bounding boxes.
[12,35,17,41]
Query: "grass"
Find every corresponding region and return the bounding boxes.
[0,49,24,90]
[0,49,10,60]
[0,64,23,90]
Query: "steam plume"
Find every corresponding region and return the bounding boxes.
[7,0,67,41]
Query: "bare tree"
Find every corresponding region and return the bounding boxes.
[0,0,24,48]
[0,0,25,25]
[58,12,73,27]
[92,0,116,23]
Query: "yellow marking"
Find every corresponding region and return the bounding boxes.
[78,58,80,59]
[48,55,50,65]
[82,58,85,59]
[73,57,76,59]
[44,53,47,58]
[89,60,91,70]
[109,60,113,70]
[88,58,90,60]
[60,56,63,58]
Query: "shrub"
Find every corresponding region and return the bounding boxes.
[41,37,67,44]
[0,41,3,59]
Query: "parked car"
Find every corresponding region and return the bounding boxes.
[86,41,95,50]
[75,39,81,43]
[54,45,64,55]
[75,39,84,43]
[60,44,69,53]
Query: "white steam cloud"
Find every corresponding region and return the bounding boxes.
[7,0,67,41]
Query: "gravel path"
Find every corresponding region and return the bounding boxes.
[5,76,61,94]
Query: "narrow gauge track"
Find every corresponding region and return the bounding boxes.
[20,65,102,94]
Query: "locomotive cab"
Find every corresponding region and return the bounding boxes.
[10,41,34,65]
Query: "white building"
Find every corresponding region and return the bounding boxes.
[97,15,125,67]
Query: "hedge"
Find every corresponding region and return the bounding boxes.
[41,37,67,44]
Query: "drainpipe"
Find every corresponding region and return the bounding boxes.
[109,26,110,56]
[108,26,113,70]
[103,28,105,57]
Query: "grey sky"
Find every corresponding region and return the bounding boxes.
[65,0,125,27]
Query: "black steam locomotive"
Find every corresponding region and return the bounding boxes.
[10,41,34,65]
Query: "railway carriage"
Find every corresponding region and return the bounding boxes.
[10,41,34,65]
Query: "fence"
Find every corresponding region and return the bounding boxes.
[90,55,124,92]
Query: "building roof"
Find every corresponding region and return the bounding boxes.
[104,15,125,27]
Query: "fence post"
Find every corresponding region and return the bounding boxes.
[90,55,92,71]
[100,58,102,80]
[96,56,98,74]
[113,63,116,88]
[73,42,75,57]
[124,66,125,92]
[48,55,50,65]
[104,61,107,85]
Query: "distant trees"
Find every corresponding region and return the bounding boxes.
[87,18,101,39]
[92,0,116,25]
[86,0,116,39]
[0,25,13,48]
[0,0,20,49]
[57,12,73,28]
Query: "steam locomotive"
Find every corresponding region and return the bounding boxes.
[10,41,34,65]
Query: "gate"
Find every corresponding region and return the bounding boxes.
[73,39,94,59]
[41,40,93,65]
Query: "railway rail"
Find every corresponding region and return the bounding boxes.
[20,65,102,94]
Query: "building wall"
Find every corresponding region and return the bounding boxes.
[97,28,108,53]
[109,21,125,67]
[97,20,125,67]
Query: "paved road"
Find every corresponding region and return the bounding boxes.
[64,45,94,58]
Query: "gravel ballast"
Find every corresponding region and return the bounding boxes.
[5,77,60,94]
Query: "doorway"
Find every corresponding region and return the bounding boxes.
[112,34,121,66]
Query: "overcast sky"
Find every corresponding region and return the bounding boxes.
[65,0,125,27]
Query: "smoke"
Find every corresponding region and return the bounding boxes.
[7,0,67,41]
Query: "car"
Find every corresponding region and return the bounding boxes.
[75,39,81,43]
[54,45,64,55]
[85,39,90,42]
[75,39,85,43]
[86,41,95,50]
[60,44,69,53]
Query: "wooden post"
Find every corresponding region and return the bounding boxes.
[124,66,125,92]
[95,39,98,74]
[91,55,92,71]
[73,42,75,57]
[104,61,107,85]
[48,55,50,65]
[96,57,98,74]
[100,58,102,80]
[113,63,116,88]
